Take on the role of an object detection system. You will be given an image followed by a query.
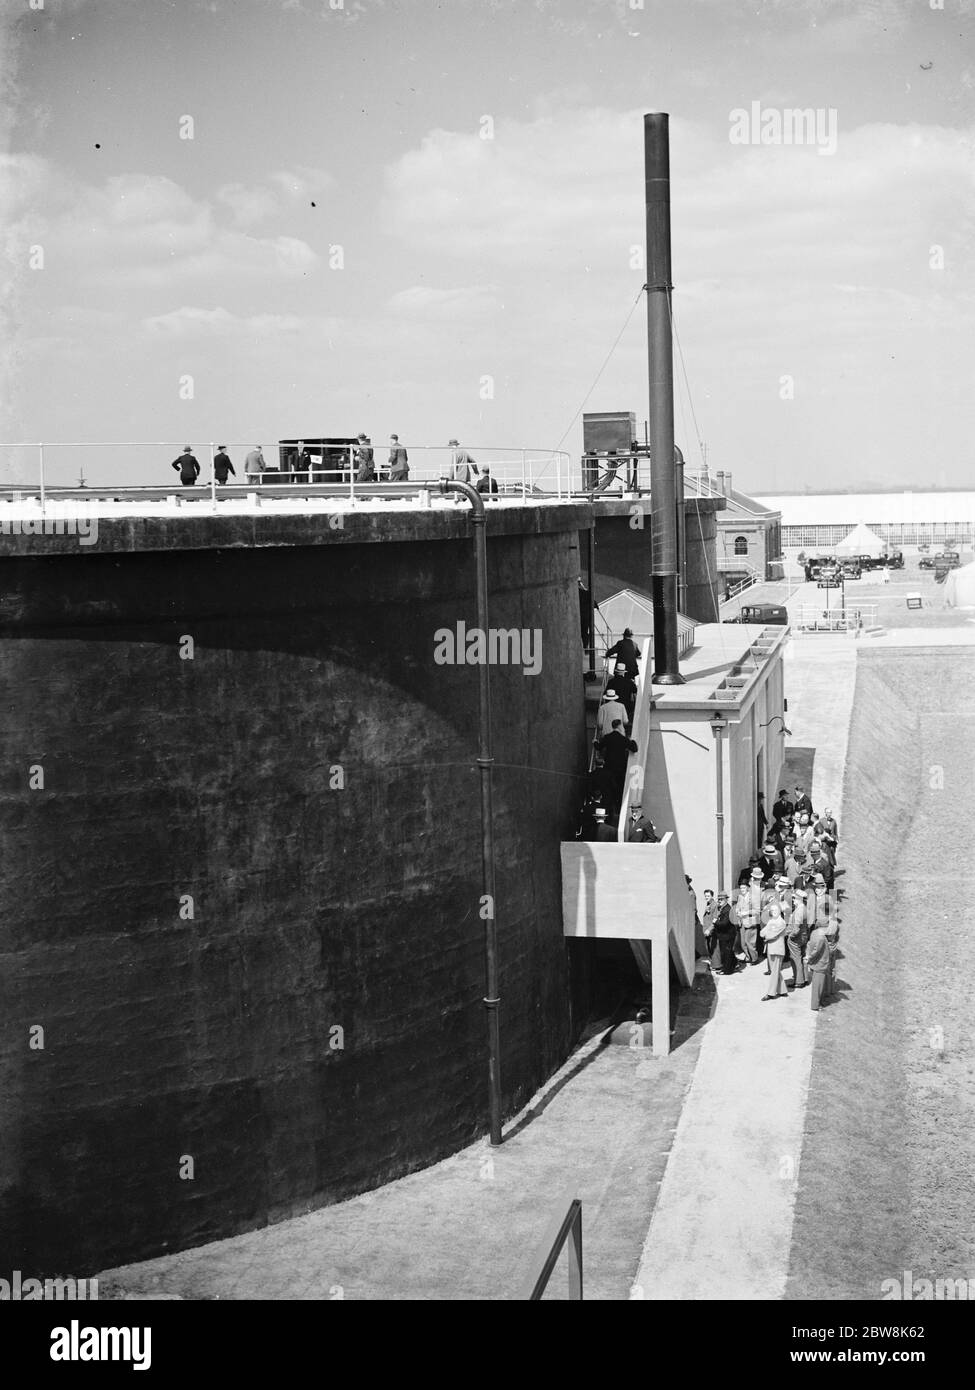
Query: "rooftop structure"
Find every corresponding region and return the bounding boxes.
[755,489,975,549]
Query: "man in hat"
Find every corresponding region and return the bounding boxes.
[596,687,628,738]
[804,919,831,1011]
[611,663,637,722]
[388,433,409,481]
[592,806,617,843]
[807,842,834,890]
[353,433,375,482]
[171,446,201,486]
[772,788,793,824]
[758,840,783,880]
[787,886,810,988]
[605,628,641,676]
[731,872,763,965]
[213,446,235,485]
[794,812,815,857]
[448,439,478,483]
[586,754,619,822]
[712,891,737,974]
[794,784,814,818]
[625,804,658,843]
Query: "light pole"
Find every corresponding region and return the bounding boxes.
[438,476,502,1146]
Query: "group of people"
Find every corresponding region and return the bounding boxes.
[577,628,643,837]
[700,784,842,1011]
[169,440,502,494]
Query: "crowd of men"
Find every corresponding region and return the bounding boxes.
[701,784,841,1011]
[170,440,501,493]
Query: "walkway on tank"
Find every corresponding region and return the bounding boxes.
[96,998,714,1301]
[632,632,857,1299]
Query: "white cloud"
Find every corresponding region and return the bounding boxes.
[14,164,321,287]
[143,306,309,338]
[386,284,501,318]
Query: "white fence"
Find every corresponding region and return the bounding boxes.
[792,603,878,634]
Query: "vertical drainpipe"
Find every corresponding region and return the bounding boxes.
[586,523,597,675]
[438,476,503,1146]
[675,444,687,617]
[645,112,684,685]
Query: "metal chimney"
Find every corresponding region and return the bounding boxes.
[724,471,733,497]
[644,112,683,684]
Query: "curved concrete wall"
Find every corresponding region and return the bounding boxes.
[0,508,591,1273]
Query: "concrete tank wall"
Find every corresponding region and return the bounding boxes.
[0,505,592,1274]
[590,500,722,626]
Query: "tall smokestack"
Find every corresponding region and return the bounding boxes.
[645,112,683,684]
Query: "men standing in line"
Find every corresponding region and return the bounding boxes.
[213,446,236,485]
[354,433,375,482]
[171,446,201,486]
[448,438,478,483]
[388,434,409,481]
[605,628,641,676]
[244,444,266,480]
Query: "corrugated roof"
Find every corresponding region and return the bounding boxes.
[754,491,975,525]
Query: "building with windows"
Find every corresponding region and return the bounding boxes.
[685,469,783,591]
[754,490,975,551]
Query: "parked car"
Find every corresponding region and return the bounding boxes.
[840,560,862,579]
[723,604,789,626]
[921,550,960,572]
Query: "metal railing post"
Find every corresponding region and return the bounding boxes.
[521,449,527,501]
[209,442,216,508]
[39,442,45,509]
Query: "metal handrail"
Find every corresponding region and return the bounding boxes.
[519,1198,583,1301]
[0,441,572,502]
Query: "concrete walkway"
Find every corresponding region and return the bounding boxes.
[632,634,856,1299]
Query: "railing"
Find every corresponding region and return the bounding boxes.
[519,1198,583,1300]
[0,442,573,503]
[792,603,878,634]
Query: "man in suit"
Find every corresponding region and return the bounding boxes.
[388,434,410,481]
[610,664,637,722]
[804,921,831,1011]
[171,446,201,486]
[815,807,839,843]
[213,446,236,484]
[758,840,784,879]
[712,893,738,974]
[807,842,834,890]
[626,804,658,843]
[794,785,814,817]
[354,433,376,482]
[605,628,640,676]
[591,806,617,842]
[448,438,478,483]
[731,870,764,965]
[772,788,793,823]
[596,720,637,805]
[476,467,499,495]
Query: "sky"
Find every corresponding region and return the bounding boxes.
[1,0,974,491]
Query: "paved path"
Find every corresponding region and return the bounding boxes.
[632,635,856,1299]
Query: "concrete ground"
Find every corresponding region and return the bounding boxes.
[631,632,856,1299]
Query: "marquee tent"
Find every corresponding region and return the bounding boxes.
[834,523,887,559]
[943,560,975,608]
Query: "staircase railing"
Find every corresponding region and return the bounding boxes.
[519,1198,583,1300]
